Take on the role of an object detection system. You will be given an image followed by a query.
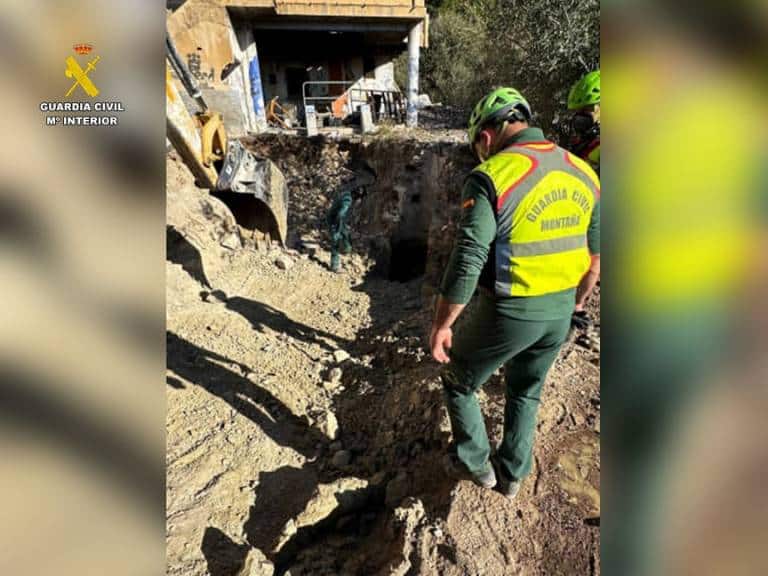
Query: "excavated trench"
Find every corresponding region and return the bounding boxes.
[243,133,476,294]
[235,134,479,574]
[167,133,601,575]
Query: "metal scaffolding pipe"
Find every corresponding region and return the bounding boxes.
[166,33,207,113]
[406,22,421,128]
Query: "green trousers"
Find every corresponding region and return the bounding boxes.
[441,295,570,480]
[327,190,352,271]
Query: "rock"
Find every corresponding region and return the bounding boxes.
[384,498,426,575]
[416,93,433,109]
[273,477,370,553]
[332,450,352,468]
[408,389,421,411]
[370,471,388,487]
[281,519,297,538]
[328,367,343,383]
[330,440,343,452]
[220,232,242,250]
[275,256,293,270]
[385,471,410,509]
[321,380,338,391]
[333,350,350,363]
[237,547,275,576]
[438,409,452,434]
[320,411,339,440]
[335,514,355,532]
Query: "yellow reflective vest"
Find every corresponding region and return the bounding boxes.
[473,141,600,297]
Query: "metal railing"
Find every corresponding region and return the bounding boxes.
[301,80,406,125]
[354,88,406,123]
[302,81,358,117]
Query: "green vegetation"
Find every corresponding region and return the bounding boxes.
[397,0,599,133]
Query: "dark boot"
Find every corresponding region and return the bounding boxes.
[443,452,497,489]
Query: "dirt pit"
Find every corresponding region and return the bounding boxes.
[166,132,601,576]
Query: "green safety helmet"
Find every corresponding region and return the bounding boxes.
[468,87,532,144]
[568,70,601,110]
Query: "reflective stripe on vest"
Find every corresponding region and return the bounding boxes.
[473,142,599,297]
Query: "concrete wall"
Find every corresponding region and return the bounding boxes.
[167,0,422,134]
[167,0,236,90]
[259,53,400,115]
[375,59,397,92]
[168,0,255,136]
[260,60,308,106]
[227,0,427,27]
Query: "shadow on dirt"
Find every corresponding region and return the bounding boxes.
[193,263,463,574]
[242,464,385,574]
[177,135,479,572]
[251,263,465,572]
[201,527,250,576]
[166,331,324,459]
[201,289,350,354]
[243,465,320,555]
[167,225,211,288]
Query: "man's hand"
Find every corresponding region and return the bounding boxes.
[575,254,600,310]
[430,324,453,364]
[430,295,465,364]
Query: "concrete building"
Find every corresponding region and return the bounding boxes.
[167,0,428,136]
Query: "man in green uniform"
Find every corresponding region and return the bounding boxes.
[326,185,353,273]
[430,87,600,497]
[567,70,601,330]
[325,167,375,272]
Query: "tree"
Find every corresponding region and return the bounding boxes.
[413,0,599,135]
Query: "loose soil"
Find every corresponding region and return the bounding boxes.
[166,134,600,576]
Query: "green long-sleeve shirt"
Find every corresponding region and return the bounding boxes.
[440,128,600,321]
[326,189,353,238]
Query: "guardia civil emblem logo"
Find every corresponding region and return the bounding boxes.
[65,43,100,98]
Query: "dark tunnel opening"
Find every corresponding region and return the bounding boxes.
[388,237,428,282]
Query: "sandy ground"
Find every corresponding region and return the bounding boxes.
[166,146,601,576]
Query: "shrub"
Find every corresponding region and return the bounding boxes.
[413,0,599,137]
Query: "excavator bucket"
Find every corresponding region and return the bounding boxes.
[216,141,289,246]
